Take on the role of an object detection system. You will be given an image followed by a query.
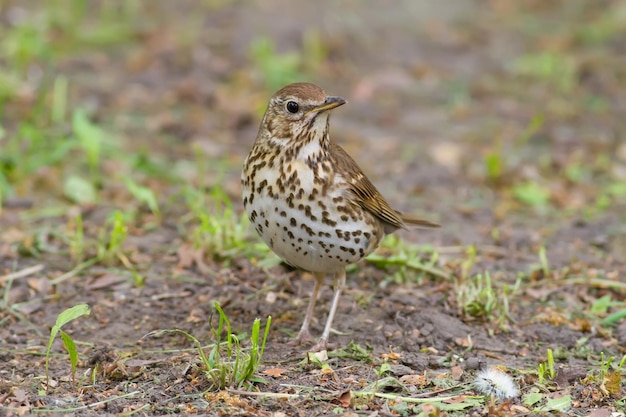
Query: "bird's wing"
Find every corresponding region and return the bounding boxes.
[332,143,439,231]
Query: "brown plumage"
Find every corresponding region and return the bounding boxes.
[242,82,439,351]
[330,142,439,233]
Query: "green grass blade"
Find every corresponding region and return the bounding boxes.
[59,330,78,385]
[214,302,233,354]
[123,178,160,215]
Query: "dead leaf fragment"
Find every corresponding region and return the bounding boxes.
[334,390,351,408]
[381,349,402,362]
[263,367,287,378]
[451,365,464,381]
[12,388,27,402]
[86,273,127,291]
[400,373,430,388]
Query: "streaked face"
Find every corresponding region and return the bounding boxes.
[260,83,346,147]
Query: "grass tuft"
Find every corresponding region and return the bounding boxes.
[146,302,271,390]
[182,186,270,261]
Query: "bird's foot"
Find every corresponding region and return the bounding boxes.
[288,329,312,346]
[309,336,329,352]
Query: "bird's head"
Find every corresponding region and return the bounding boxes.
[259,82,346,149]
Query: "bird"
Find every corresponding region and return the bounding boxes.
[242,82,439,351]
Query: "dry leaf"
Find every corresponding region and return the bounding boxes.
[186,308,206,323]
[451,365,464,381]
[381,349,402,362]
[335,390,351,408]
[263,367,287,378]
[12,388,27,402]
[400,373,430,387]
[86,274,127,291]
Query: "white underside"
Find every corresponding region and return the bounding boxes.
[243,168,379,273]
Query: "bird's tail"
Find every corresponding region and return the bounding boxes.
[399,212,440,228]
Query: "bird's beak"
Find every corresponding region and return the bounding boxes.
[308,96,347,114]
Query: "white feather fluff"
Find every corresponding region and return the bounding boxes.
[474,367,519,400]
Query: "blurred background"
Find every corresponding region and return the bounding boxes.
[1,1,625,414]
[1,1,625,236]
[1,0,625,289]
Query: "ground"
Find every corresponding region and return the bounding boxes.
[1,1,625,416]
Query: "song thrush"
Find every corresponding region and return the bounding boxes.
[242,82,439,351]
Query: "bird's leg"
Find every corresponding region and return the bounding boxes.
[311,268,346,352]
[292,272,325,345]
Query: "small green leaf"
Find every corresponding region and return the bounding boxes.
[377,362,391,377]
[72,108,104,172]
[124,178,160,215]
[484,153,503,180]
[60,330,79,378]
[45,304,91,392]
[590,294,613,315]
[64,175,97,204]
[56,303,91,329]
[513,182,551,207]
[523,392,543,407]
[51,76,68,123]
[249,37,303,93]
[513,52,575,92]
[606,182,626,197]
[564,164,586,183]
[542,395,572,412]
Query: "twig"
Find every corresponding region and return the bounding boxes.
[230,387,479,405]
[229,389,300,400]
[0,264,45,284]
[352,390,463,403]
[528,276,626,290]
[49,258,98,286]
[30,391,141,413]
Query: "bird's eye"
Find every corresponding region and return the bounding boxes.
[286,101,299,113]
